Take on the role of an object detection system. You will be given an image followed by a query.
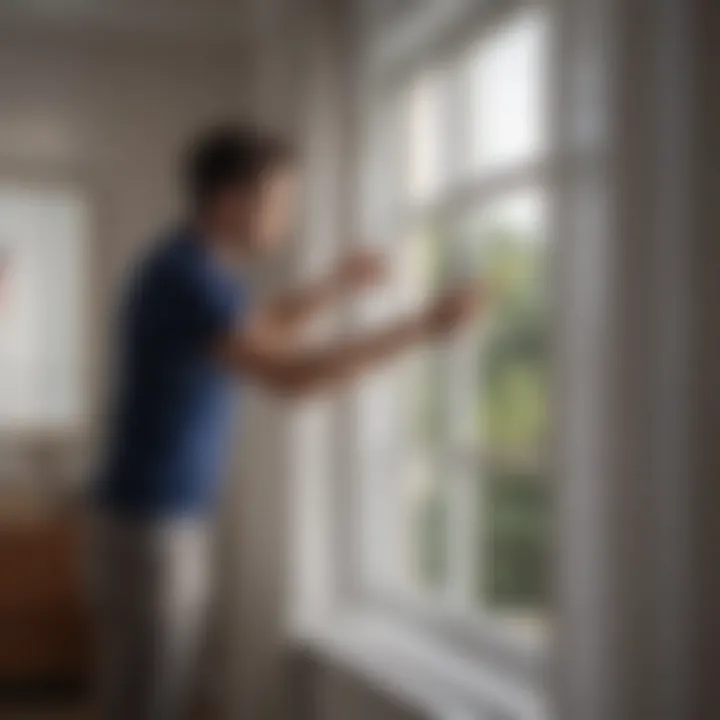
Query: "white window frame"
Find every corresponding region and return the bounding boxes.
[334,0,560,686]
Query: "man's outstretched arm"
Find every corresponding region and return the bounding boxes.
[259,248,386,340]
[214,283,483,398]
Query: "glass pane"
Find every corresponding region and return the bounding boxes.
[396,223,449,592]
[403,70,445,203]
[458,191,550,625]
[481,465,551,623]
[400,350,447,590]
[467,10,548,171]
[468,192,549,455]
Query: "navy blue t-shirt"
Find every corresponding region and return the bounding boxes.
[97,227,247,518]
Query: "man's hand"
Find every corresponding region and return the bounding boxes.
[424,281,485,338]
[335,248,388,291]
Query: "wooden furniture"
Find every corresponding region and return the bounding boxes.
[0,509,91,687]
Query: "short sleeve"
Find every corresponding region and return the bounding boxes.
[176,259,246,352]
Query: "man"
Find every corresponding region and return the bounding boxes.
[92,125,482,720]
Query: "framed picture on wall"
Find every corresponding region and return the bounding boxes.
[0,182,89,434]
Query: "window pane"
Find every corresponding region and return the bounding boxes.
[400,350,447,590]
[464,192,549,454]
[467,10,548,171]
[396,223,449,592]
[482,465,551,619]
[360,10,554,625]
[458,191,550,623]
[403,70,445,203]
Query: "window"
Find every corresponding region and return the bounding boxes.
[356,5,552,649]
[468,13,547,171]
[0,182,89,432]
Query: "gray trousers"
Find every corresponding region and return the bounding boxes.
[90,515,211,720]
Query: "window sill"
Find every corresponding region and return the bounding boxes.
[293,612,548,720]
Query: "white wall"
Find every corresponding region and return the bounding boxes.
[0,19,252,439]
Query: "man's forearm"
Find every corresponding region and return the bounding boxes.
[221,281,481,397]
[266,273,348,332]
[274,314,429,395]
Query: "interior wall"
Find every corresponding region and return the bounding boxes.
[0,22,252,454]
[556,0,707,718]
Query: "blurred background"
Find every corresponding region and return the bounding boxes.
[0,0,717,719]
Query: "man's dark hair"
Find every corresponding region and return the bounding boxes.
[184,124,295,209]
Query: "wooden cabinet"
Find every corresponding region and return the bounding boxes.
[0,516,92,685]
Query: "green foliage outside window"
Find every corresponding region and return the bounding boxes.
[479,224,550,610]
